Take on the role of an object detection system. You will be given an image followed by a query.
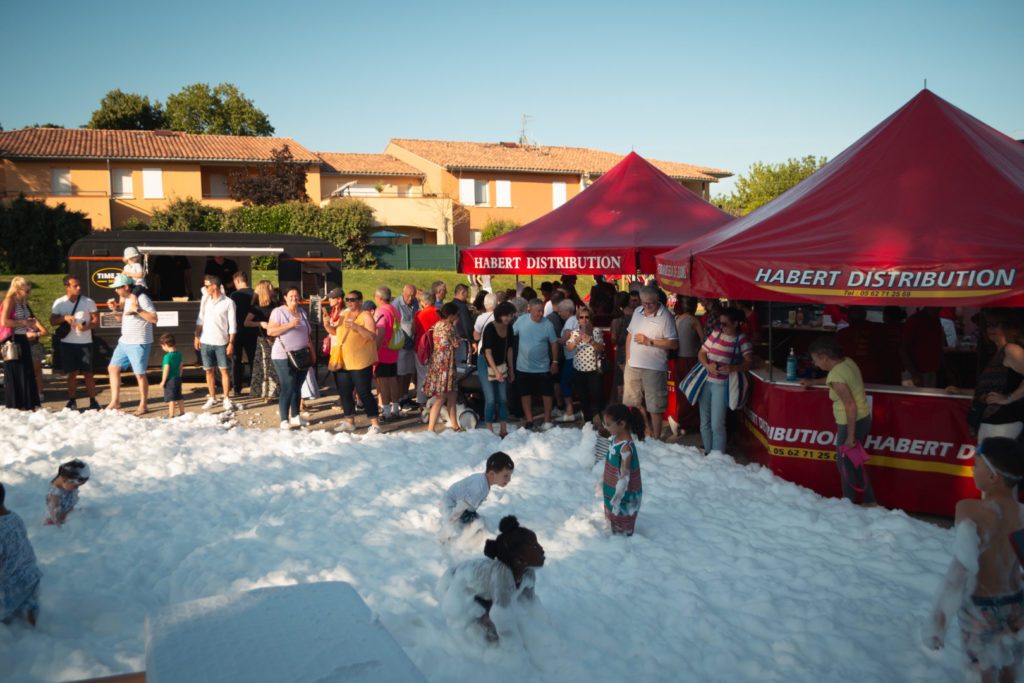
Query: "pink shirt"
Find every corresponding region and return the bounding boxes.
[375,303,399,364]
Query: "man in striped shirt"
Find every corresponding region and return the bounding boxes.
[624,287,679,440]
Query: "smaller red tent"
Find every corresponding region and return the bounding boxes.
[460,152,732,275]
[656,90,1024,307]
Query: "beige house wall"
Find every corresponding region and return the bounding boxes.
[318,173,424,202]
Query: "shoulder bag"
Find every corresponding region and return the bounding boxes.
[52,297,81,371]
[727,334,752,410]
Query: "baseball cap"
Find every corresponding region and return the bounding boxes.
[112,274,134,288]
[327,287,344,299]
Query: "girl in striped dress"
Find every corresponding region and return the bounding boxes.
[601,404,644,536]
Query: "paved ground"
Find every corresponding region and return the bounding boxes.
[37,368,708,444]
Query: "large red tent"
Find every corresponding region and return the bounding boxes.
[460,151,733,275]
[656,90,1024,307]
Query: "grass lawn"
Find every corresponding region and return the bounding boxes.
[2,270,556,353]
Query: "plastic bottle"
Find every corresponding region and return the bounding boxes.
[786,348,798,382]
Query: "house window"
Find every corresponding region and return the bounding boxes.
[474,180,489,206]
[142,168,163,199]
[209,174,229,198]
[396,184,411,198]
[112,169,134,198]
[495,180,511,208]
[51,168,71,196]
[552,181,567,209]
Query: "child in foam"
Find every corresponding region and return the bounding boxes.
[437,516,546,647]
[0,482,42,626]
[601,404,644,536]
[926,437,1024,681]
[440,452,514,531]
[45,459,89,526]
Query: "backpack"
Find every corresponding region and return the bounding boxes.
[387,312,406,352]
[415,326,434,365]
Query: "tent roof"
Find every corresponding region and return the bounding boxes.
[460,152,732,274]
[656,90,1024,307]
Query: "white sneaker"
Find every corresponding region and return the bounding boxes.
[538,421,554,432]
[365,424,380,435]
[555,413,577,423]
[202,396,216,410]
[222,397,235,412]
[336,421,355,433]
[279,420,292,430]
[289,415,308,428]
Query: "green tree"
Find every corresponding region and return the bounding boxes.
[149,198,224,232]
[164,83,274,136]
[86,89,166,130]
[0,195,90,273]
[481,218,520,242]
[715,155,827,216]
[229,146,308,206]
[223,200,376,268]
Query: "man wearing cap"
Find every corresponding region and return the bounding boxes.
[195,274,237,411]
[106,274,158,415]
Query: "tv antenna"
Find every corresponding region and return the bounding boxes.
[519,114,535,147]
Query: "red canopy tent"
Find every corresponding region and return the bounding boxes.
[656,90,1024,307]
[460,151,733,275]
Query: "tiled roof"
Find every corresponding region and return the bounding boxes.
[389,138,731,181]
[316,152,423,177]
[0,128,320,163]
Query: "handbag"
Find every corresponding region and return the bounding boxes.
[287,347,313,371]
[839,441,872,467]
[726,334,751,410]
[2,339,20,361]
[679,362,708,405]
[487,362,508,381]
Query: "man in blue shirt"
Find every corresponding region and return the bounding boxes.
[512,299,559,431]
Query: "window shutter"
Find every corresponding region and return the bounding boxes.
[51,168,71,196]
[552,181,567,209]
[113,169,133,198]
[142,168,163,199]
[459,178,476,205]
[209,174,228,198]
[495,180,511,207]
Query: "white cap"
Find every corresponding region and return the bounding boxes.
[123,246,141,259]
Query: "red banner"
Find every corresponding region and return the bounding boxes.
[737,374,978,516]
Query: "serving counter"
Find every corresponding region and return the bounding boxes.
[736,367,977,517]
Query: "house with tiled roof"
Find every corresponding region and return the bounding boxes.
[379,138,731,245]
[0,128,322,229]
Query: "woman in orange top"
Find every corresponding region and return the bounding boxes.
[330,290,381,434]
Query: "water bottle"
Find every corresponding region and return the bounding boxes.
[786,348,798,381]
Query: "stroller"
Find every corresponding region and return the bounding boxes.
[421,361,484,431]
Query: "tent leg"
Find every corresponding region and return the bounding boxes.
[768,301,774,382]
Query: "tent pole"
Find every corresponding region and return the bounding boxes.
[768,301,774,383]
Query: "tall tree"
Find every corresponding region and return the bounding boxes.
[715,155,827,216]
[229,146,308,206]
[86,90,166,130]
[164,83,274,136]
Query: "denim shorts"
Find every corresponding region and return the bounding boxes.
[163,376,183,402]
[200,343,229,369]
[109,343,152,375]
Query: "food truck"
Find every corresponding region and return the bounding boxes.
[68,231,343,368]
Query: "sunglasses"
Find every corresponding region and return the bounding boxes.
[345,297,360,303]
[577,316,591,320]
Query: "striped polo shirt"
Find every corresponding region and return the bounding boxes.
[701,330,752,383]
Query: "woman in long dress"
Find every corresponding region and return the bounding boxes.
[423,302,460,432]
[245,280,279,402]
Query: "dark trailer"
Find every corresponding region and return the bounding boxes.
[68,231,342,368]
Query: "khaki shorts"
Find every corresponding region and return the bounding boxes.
[623,365,668,413]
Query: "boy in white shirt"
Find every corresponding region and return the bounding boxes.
[441,452,514,530]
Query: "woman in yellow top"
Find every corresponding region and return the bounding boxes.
[327,290,381,435]
[800,336,875,506]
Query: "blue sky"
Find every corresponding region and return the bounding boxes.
[3,0,1021,196]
